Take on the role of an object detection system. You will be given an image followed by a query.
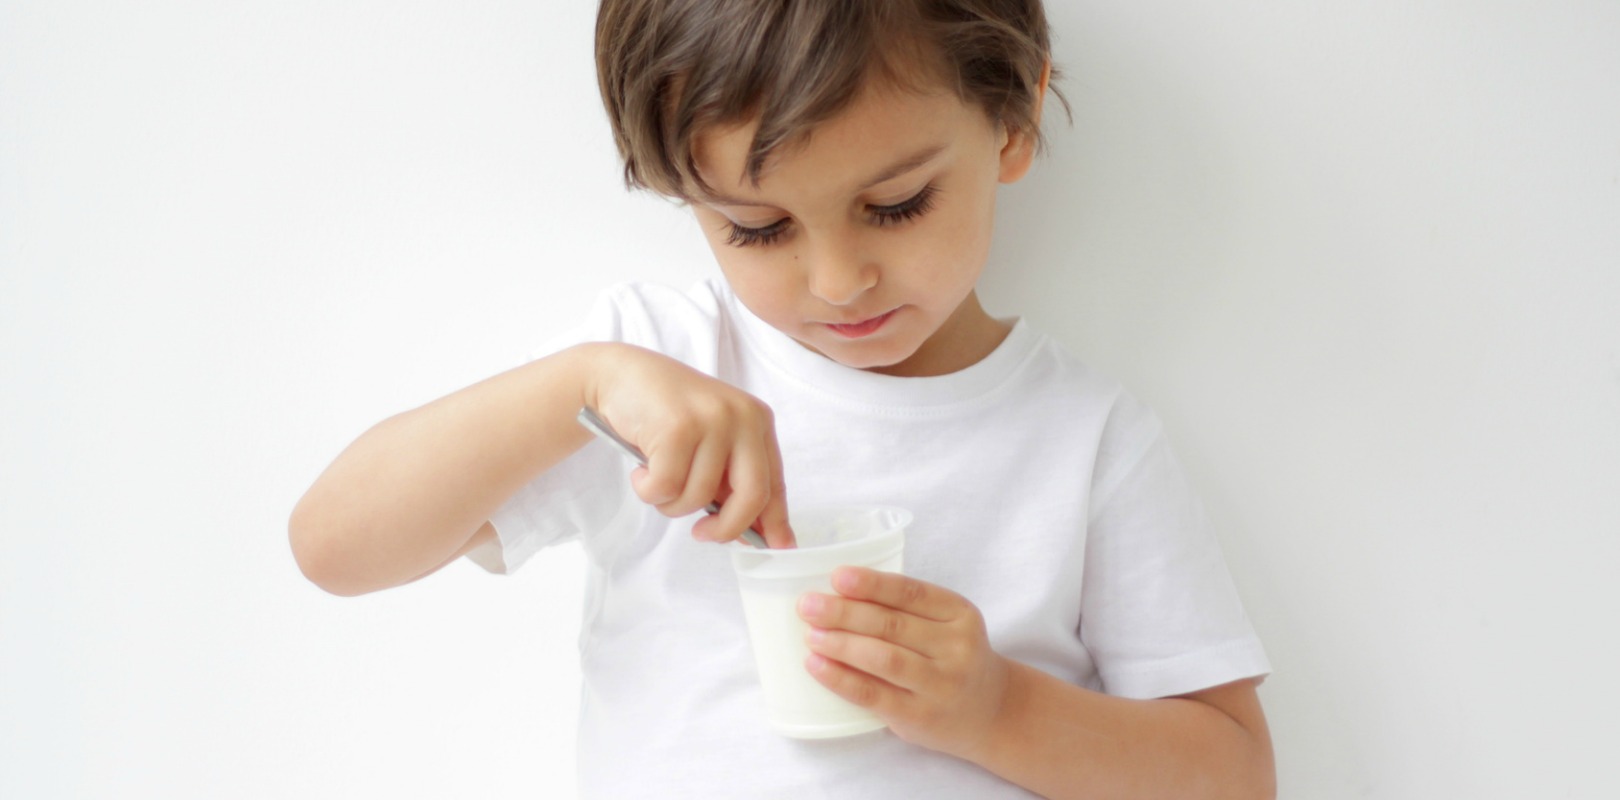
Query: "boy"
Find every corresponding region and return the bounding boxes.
[290,1,1275,797]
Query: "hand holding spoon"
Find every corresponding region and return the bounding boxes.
[576,406,770,549]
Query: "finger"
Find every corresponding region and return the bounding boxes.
[804,654,901,714]
[704,413,793,548]
[660,434,727,518]
[629,429,697,507]
[798,593,934,656]
[692,430,770,544]
[756,421,795,548]
[831,567,961,622]
[806,627,927,694]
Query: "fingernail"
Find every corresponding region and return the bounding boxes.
[798,593,825,617]
[806,627,826,646]
[832,568,859,593]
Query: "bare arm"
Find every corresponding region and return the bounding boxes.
[288,344,602,596]
[289,341,794,597]
[971,668,1274,800]
[800,567,1274,799]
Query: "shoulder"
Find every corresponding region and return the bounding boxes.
[594,279,725,330]
[1006,323,1146,428]
[576,279,730,357]
[1004,323,1168,477]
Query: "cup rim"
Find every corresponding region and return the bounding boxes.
[729,505,910,572]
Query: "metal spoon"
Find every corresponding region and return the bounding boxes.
[576,406,770,549]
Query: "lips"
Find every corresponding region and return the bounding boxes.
[824,309,897,339]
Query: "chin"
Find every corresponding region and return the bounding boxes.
[819,342,919,372]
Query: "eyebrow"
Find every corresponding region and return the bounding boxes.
[700,143,948,208]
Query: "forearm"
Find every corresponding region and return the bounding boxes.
[289,342,610,595]
[968,662,1274,800]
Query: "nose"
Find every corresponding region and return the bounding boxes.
[805,232,878,306]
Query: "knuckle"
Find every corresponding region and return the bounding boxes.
[818,597,845,627]
[639,476,678,503]
[741,394,773,421]
[645,428,692,460]
[881,648,907,678]
[816,631,843,659]
[682,399,722,430]
[964,609,989,637]
[901,579,929,607]
[849,678,882,708]
[686,466,721,495]
[744,400,777,440]
[909,701,939,728]
[939,630,970,660]
[969,616,989,641]
[725,490,766,524]
[880,612,906,643]
[730,470,767,502]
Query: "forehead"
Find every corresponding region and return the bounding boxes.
[690,83,993,206]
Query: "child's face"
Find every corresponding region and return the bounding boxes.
[689,79,1039,377]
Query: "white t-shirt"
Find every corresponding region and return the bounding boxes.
[467,280,1270,799]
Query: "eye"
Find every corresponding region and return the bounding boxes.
[724,218,790,248]
[718,184,939,248]
[868,184,938,227]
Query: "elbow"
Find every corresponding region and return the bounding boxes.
[1217,723,1275,800]
[1238,728,1277,800]
[288,496,371,598]
[1209,758,1274,800]
[1242,769,1277,800]
[1256,758,1278,800]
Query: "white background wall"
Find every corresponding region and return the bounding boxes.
[3,1,1616,797]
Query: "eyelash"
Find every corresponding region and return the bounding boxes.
[723,184,940,248]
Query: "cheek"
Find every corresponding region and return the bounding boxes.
[906,204,993,283]
[713,251,797,315]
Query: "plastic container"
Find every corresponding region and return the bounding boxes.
[730,505,911,738]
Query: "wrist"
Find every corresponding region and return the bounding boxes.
[965,658,1063,772]
[566,341,635,413]
[952,655,1024,766]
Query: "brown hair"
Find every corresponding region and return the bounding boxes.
[596,0,1067,200]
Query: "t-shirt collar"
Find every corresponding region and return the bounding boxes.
[716,279,1038,410]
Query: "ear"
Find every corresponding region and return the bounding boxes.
[997,60,1051,184]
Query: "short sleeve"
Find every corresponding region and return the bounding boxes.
[461,285,652,575]
[464,439,641,574]
[1078,394,1271,699]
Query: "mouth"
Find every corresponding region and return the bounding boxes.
[824,309,897,339]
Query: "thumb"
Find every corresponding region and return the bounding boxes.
[627,465,676,506]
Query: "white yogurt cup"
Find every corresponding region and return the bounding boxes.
[730,505,910,739]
